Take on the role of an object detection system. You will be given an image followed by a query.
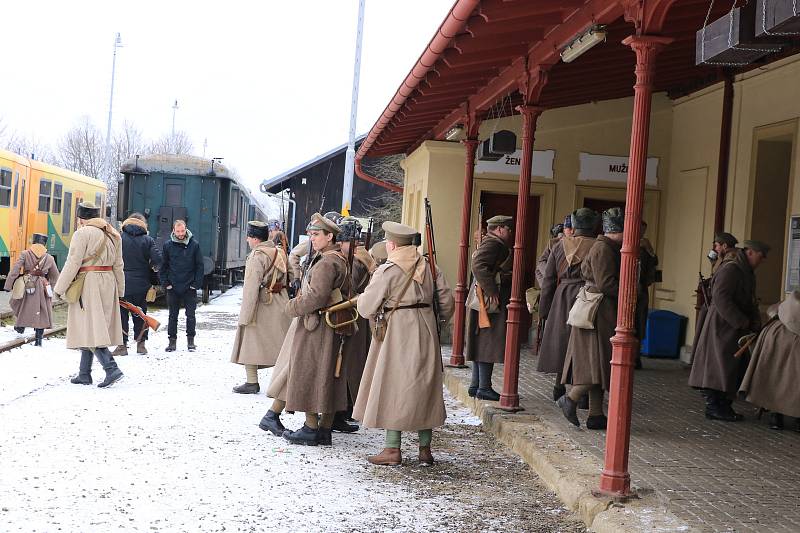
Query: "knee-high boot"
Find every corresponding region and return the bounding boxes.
[94,348,124,388]
[70,349,94,385]
[34,329,44,347]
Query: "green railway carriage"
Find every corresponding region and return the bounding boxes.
[118,154,265,301]
[0,148,107,277]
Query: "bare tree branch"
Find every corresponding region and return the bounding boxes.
[148,131,194,155]
[357,154,405,240]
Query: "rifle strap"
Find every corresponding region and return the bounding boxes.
[383,258,420,325]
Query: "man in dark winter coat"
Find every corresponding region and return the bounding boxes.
[689,240,768,422]
[113,213,162,356]
[465,214,513,401]
[161,219,204,352]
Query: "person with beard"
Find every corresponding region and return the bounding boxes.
[161,219,204,353]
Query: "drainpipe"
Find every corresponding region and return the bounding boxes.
[714,71,734,234]
[354,157,403,193]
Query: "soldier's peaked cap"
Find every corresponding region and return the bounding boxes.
[382,221,418,246]
[486,215,513,227]
[743,239,770,257]
[307,213,340,235]
[713,232,738,247]
[76,202,100,220]
[247,220,270,240]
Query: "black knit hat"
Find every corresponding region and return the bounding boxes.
[31,233,48,245]
[247,221,270,240]
[602,207,625,233]
[76,202,100,220]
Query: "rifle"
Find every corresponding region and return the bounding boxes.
[364,218,374,251]
[474,204,492,329]
[698,272,711,308]
[119,300,161,339]
[333,226,358,378]
[424,198,444,340]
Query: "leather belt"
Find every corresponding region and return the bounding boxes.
[270,283,285,293]
[384,303,430,311]
[79,266,113,273]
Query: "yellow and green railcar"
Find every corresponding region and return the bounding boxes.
[0,148,106,277]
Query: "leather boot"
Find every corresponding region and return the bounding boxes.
[165,338,177,352]
[283,424,319,446]
[187,336,196,352]
[232,382,260,394]
[317,427,333,446]
[70,350,94,385]
[586,415,608,430]
[331,411,359,433]
[418,446,434,466]
[112,345,128,356]
[258,410,286,436]
[136,341,148,355]
[553,384,566,402]
[94,348,124,388]
[557,395,580,427]
[468,385,478,398]
[768,412,784,430]
[367,447,401,466]
[577,394,589,410]
[34,329,44,347]
[476,388,500,401]
[704,391,740,422]
[14,326,25,334]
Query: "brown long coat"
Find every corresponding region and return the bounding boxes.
[53,218,124,349]
[281,244,349,414]
[342,251,373,402]
[353,253,455,431]
[563,236,621,390]
[688,249,759,393]
[535,237,559,288]
[536,236,594,374]
[465,233,512,363]
[230,241,291,367]
[4,247,60,329]
[739,318,800,417]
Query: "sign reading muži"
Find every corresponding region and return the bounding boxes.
[578,152,659,185]
[474,149,555,178]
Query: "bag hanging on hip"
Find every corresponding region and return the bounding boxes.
[465,280,500,314]
[145,286,158,303]
[44,281,54,299]
[566,287,604,330]
[11,272,26,300]
[63,272,87,304]
[373,259,419,342]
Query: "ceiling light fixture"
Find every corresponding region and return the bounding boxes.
[445,124,465,141]
[560,25,607,63]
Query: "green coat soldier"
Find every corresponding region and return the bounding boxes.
[689,240,768,421]
[354,221,455,466]
[465,215,513,401]
[230,221,291,394]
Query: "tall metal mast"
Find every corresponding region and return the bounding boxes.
[341,0,366,214]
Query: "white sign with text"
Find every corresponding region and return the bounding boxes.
[578,152,659,185]
[474,149,555,178]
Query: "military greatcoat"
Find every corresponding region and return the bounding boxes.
[342,248,375,402]
[535,237,560,288]
[563,236,621,390]
[4,246,60,329]
[465,233,512,363]
[353,249,455,431]
[53,218,124,349]
[281,244,349,414]
[536,235,594,374]
[230,241,291,367]
[689,249,759,393]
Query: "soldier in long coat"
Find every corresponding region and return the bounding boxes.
[689,240,767,421]
[635,222,659,369]
[739,291,800,431]
[558,208,624,430]
[465,215,513,401]
[537,209,597,401]
[230,221,291,394]
[53,202,125,388]
[4,233,60,346]
[354,221,455,466]
[287,211,343,295]
[279,213,350,446]
[534,220,566,288]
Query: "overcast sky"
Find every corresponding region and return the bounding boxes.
[1,0,453,190]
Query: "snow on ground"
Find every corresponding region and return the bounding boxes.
[0,287,583,533]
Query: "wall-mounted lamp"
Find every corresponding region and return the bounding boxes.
[445,124,465,141]
[560,25,607,63]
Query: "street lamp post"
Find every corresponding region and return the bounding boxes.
[172,99,179,140]
[105,33,123,150]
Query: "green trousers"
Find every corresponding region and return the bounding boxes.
[385,429,432,448]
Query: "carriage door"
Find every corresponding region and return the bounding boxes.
[157,179,187,246]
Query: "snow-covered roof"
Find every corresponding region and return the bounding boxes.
[120,154,232,179]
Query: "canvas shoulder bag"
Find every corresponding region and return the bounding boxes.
[566,286,604,329]
[373,260,419,342]
[64,231,112,304]
[10,263,26,300]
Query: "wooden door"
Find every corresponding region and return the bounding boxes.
[479,192,540,342]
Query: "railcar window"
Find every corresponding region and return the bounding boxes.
[165,184,182,207]
[230,189,239,226]
[52,183,63,214]
[38,180,52,212]
[95,192,102,209]
[19,179,25,225]
[62,192,72,234]
[0,168,12,207]
[13,172,19,208]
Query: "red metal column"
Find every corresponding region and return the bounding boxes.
[599,35,672,497]
[499,105,545,412]
[449,138,480,367]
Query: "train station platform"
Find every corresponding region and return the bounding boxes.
[443,346,800,533]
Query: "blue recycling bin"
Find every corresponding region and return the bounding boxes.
[641,310,686,358]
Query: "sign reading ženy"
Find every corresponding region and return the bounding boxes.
[578,152,659,185]
[474,149,555,178]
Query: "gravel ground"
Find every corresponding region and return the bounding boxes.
[0,287,584,532]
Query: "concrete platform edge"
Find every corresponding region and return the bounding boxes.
[443,369,696,533]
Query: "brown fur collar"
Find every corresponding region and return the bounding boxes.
[122,217,148,233]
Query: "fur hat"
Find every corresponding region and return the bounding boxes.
[571,208,599,231]
[76,202,101,220]
[550,223,564,238]
[338,216,363,242]
[602,207,624,234]
[778,291,800,336]
[323,211,343,225]
[31,233,48,246]
[247,221,270,240]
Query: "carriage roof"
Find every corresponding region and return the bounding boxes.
[120,154,232,179]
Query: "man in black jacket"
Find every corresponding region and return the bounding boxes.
[161,219,204,352]
[113,213,163,356]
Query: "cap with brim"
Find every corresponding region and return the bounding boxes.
[382,221,418,246]
[307,212,340,235]
[76,202,101,220]
[778,291,800,336]
[743,239,770,257]
[31,233,48,245]
[486,215,513,228]
[713,232,738,247]
[369,240,388,262]
[247,220,270,240]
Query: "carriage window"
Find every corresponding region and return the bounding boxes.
[241,197,246,227]
[52,182,63,214]
[62,192,72,234]
[19,179,25,225]
[13,172,19,208]
[38,179,52,212]
[95,192,102,209]
[230,189,239,226]
[0,169,12,207]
